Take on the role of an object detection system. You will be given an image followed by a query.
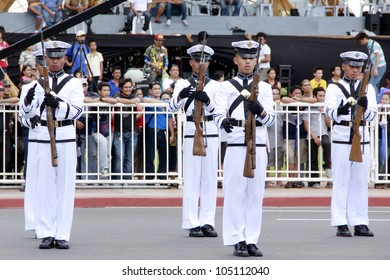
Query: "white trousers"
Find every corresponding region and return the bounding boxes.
[91,132,110,171]
[34,142,77,241]
[24,142,38,231]
[222,146,267,246]
[331,143,370,227]
[182,137,219,230]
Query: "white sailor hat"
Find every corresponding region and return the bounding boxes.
[187,44,214,60]
[33,49,44,65]
[340,51,368,67]
[44,40,71,58]
[232,40,259,59]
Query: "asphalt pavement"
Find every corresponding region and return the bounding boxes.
[2,207,390,260]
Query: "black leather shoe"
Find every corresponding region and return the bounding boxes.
[189,226,204,237]
[354,225,374,237]
[55,240,70,249]
[247,244,263,257]
[336,225,352,237]
[234,241,249,257]
[201,224,218,237]
[39,237,55,249]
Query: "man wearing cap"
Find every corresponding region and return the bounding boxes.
[214,40,275,257]
[144,34,168,83]
[324,51,377,238]
[65,30,90,77]
[19,40,84,249]
[169,44,222,238]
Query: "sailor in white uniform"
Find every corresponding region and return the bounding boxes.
[214,40,275,257]
[20,48,45,234]
[169,44,222,238]
[324,51,377,237]
[19,41,84,249]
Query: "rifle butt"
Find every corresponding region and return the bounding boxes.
[193,128,206,156]
[243,155,255,178]
[349,134,362,162]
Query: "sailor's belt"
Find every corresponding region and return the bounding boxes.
[231,119,263,127]
[41,120,74,127]
[335,120,366,127]
[186,115,214,122]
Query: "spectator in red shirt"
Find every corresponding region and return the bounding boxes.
[0,30,10,81]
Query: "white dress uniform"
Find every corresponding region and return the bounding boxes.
[18,90,39,232]
[214,75,275,246]
[324,52,377,228]
[19,42,84,242]
[169,45,222,232]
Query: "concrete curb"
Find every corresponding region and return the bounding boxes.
[1,196,390,209]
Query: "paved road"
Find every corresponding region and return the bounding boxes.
[2,206,390,260]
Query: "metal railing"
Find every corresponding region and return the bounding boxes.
[0,101,388,188]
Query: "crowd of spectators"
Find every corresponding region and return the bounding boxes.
[0,27,389,189]
[22,0,261,35]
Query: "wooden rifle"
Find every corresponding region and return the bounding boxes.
[243,40,262,178]
[192,35,208,156]
[349,57,372,162]
[40,33,58,167]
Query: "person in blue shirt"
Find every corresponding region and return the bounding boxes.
[108,65,122,97]
[144,82,175,179]
[355,31,387,97]
[65,30,90,77]
[40,0,63,28]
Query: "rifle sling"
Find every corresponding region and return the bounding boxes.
[333,82,360,100]
[184,76,211,114]
[333,81,363,142]
[39,76,73,118]
[227,79,252,117]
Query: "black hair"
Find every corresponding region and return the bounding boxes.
[256,32,267,40]
[289,85,302,95]
[112,65,122,73]
[119,78,133,88]
[98,81,110,91]
[211,70,225,81]
[355,31,369,41]
[312,67,323,73]
[330,65,340,72]
[271,86,280,93]
[149,81,161,89]
[312,87,325,97]
[88,39,96,46]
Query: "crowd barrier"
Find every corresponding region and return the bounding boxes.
[0,102,389,188]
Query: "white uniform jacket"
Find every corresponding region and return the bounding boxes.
[19,71,84,141]
[169,74,221,136]
[324,79,377,144]
[214,77,275,142]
